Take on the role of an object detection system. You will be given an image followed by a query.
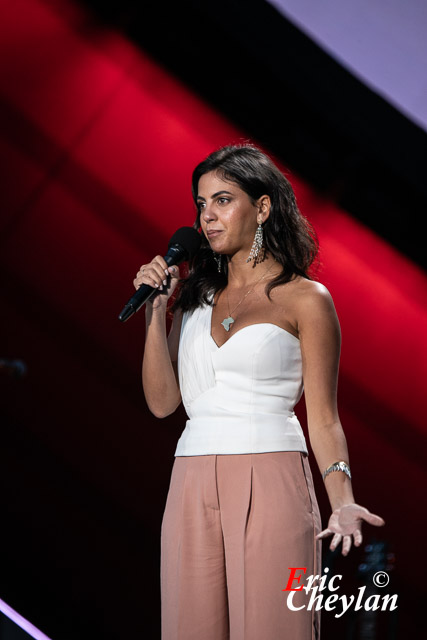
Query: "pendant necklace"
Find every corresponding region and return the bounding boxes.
[220,261,276,332]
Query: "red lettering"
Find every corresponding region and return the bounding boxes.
[283,567,307,591]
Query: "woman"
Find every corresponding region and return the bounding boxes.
[134,144,384,639]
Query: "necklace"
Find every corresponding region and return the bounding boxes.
[220,261,276,331]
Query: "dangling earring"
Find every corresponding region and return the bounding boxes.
[213,251,222,273]
[246,219,265,265]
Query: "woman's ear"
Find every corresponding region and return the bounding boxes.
[257,195,271,222]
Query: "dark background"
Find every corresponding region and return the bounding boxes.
[1,1,425,638]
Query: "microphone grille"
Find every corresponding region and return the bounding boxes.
[169,227,202,259]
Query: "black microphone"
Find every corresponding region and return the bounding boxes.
[118,226,201,322]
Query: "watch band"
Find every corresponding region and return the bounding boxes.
[322,460,352,481]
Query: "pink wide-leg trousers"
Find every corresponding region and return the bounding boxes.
[161,451,322,640]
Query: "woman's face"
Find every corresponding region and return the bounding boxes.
[197,171,268,258]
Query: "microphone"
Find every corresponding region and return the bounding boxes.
[118,226,201,322]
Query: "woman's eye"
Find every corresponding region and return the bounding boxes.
[217,197,229,205]
[198,202,206,210]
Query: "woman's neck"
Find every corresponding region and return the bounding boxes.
[226,251,279,289]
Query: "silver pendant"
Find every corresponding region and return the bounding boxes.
[221,316,235,332]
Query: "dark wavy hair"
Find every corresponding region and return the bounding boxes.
[171,144,319,313]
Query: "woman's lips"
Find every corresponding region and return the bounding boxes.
[207,230,223,237]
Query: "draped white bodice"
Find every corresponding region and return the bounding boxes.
[174,296,308,456]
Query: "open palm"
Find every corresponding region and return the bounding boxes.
[316,503,385,556]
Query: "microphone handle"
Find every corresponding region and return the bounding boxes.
[118,246,183,322]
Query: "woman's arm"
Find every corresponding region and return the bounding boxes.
[134,258,182,418]
[296,281,384,554]
[297,282,354,509]
[143,303,182,418]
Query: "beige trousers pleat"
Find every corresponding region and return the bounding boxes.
[161,451,322,640]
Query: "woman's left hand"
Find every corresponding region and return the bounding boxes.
[316,504,385,556]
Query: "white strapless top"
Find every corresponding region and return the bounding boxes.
[174,296,308,456]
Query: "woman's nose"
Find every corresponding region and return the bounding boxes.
[202,205,217,222]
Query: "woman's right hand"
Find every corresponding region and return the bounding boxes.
[133,256,180,309]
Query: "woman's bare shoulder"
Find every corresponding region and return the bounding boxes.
[290,279,340,339]
[270,277,338,331]
[293,278,333,304]
[265,276,335,336]
[272,276,333,305]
